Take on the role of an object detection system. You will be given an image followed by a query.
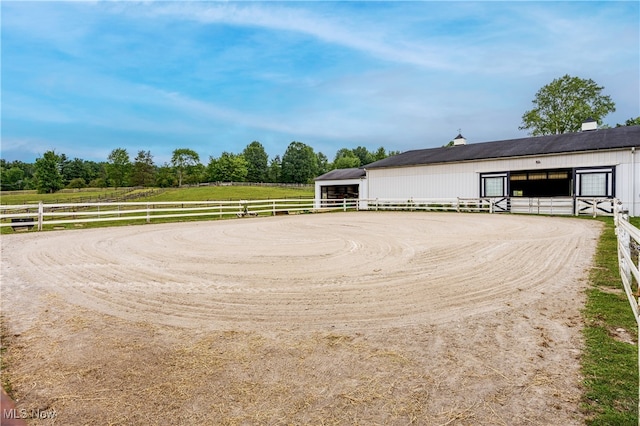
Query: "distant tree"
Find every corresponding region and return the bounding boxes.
[352,146,375,166]
[242,141,269,182]
[60,155,99,186]
[155,163,176,188]
[1,165,25,191]
[62,157,92,186]
[184,163,205,185]
[333,149,360,169]
[616,117,640,127]
[281,141,318,184]
[3,160,35,189]
[106,148,131,188]
[0,160,31,190]
[207,152,248,182]
[58,153,71,185]
[373,147,388,161]
[171,148,200,187]
[34,150,64,193]
[131,150,156,187]
[316,152,330,175]
[267,155,282,183]
[85,161,107,185]
[519,74,616,136]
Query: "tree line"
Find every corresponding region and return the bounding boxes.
[0,141,400,193]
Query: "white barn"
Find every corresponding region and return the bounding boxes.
[315,125,640,216]
[314,168,367,209]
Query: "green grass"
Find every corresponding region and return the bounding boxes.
[137,185,313,202]
[0,186,314,205]
[0,188,132,205]
[582,216,639,425]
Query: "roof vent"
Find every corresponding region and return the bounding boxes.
[581,118,597,132]
[453,133,467,146]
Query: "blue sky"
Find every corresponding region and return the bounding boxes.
[2,1,639,165]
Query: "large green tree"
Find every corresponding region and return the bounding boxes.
[0,160,33,190]
[281,141,318,184]
[333,148,360,169]
[242,141,269,183]
[352,146,376,166]
[519,74,616,136]
[155,163,176,188]
[131,150,156,187]
[316,152,330,176]
[1,166,25,191]
[34,150,64,193]
[106,148,131,188]
[267,155,282,183]
[373,147,388,161]
[61,157,96,187]
[171,148,200,187]
[207,152,248,182]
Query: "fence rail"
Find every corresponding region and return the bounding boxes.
[1,199,321,231]
[0,197,620,232]
[361,197,493,213]
[613,201,640,425]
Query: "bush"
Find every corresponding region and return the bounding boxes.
[67,178,87,189]
[89,178,107,188]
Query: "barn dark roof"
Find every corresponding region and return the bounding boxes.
[315,168,366,181]
[365,125,640,170]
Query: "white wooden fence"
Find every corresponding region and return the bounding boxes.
[0,197,619,232]
[1,199,322,231]
[613,202,640,425]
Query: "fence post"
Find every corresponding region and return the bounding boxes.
[146,204,151,223]
[38,201,43,231]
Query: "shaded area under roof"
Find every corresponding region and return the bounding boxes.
[315,168,366,181]
[365,126,640,169]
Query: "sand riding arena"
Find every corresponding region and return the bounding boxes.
[0,211,601,425]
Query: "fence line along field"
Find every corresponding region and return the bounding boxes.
[0,212,601,425]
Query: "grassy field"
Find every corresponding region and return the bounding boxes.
[139,185,314,202]
[581,216,639,425]
[0,185,314,205]
[0,188,139,205]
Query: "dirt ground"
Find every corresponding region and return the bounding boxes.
[0,212,601,425]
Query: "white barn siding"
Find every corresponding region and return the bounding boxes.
[366,163,478,199]
[367,148,639,215]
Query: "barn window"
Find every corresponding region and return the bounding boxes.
[580,174,606,196]
[576,167,614,197]
[480,173,507,197]
[484,178,504,196]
